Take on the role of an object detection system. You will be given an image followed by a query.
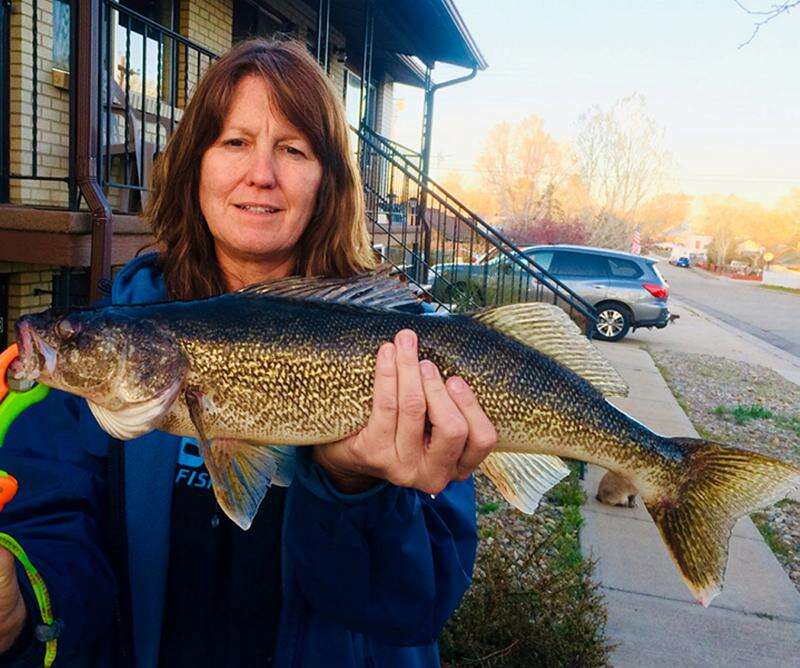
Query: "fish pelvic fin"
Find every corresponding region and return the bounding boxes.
[200,438,279,530]
[183,388,298,529]
[480,452,571,513]
[470,302,628,398]
[645,438,800,607]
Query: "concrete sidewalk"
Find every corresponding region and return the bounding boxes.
[582,343,800,667]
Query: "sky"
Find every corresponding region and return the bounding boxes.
[391,0,800,205]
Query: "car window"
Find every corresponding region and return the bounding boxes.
[550,251,608,277]
[607,257,643,278]
[527,250,553,271]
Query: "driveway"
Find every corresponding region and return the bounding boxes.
[656,262,800,358]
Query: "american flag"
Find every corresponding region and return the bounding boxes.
[631,224,641,255]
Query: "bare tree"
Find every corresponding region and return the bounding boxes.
[477,116,570,227]
[575,93,672,226]
[734,1,800,47]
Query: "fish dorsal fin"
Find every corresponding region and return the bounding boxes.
[87,379,183,440]
[471,302,628,398]
[237,273,421,311]
[480,452,571,514]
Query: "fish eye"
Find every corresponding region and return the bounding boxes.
[56,318,79,339]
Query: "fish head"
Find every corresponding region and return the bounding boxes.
[12,308,186,409]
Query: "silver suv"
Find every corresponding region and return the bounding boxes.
[429,244,670,341]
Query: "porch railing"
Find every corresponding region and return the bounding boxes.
[98,0,216,212]
[358,124,598,329]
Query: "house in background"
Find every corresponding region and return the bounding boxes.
[0,0,595,344]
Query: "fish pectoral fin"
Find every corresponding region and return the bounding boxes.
[480,452,571,514]
[471,302,629,398]
[87,379,182,440]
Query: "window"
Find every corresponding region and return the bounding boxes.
[233,0,295,44]
[343,70,376,129]
[114,0,176,101]
[527,250,553,271]
[550,251,609,277]
[52,0,70,71]
[607,257,643,278]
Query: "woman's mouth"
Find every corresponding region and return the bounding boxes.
[235,204,283,215]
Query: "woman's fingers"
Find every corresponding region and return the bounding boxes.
[393,330,427,467]
[419,360,469,493]
[368,342,399,443]
[446,376,498,479]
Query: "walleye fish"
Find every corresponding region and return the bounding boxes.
[10,275,800,606]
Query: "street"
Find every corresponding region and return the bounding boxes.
[655,262,800,359]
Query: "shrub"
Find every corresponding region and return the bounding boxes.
[440,474,612,667]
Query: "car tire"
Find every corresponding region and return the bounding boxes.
[594,303,631,342]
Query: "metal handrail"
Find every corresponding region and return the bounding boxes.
[357,128,598,324]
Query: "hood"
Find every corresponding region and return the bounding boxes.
[112,252,167,306]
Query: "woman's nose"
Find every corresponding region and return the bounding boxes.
[245,148,277,188]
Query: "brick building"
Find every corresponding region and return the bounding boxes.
[0,0,489,344]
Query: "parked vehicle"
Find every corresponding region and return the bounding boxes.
[428,244,671,341]
[672,256,690,268]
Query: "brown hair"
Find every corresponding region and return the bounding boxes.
[145,38,375,299]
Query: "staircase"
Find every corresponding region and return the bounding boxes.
[356,125,597,332]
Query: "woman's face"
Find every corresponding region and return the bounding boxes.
[199,74,323,277]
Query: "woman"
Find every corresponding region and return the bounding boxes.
[0,39,496,666]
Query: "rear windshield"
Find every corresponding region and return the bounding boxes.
[650,262,665,283]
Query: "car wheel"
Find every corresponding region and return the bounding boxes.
[594,304,631,342]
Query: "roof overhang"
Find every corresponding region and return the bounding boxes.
[327,0,487,87]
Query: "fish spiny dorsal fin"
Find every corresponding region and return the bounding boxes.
[471,302,629,398]
[480,452,571,513]
[237,273,421,311]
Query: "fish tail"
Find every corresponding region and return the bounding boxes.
[644,437,800,607]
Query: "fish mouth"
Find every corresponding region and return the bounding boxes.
[11,320,56,382]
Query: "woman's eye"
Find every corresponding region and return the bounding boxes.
[224,138,245,147]
[284,146,305,157]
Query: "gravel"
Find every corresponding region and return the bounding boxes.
[647,349,800,591]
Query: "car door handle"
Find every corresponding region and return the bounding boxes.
[593,284,605,288]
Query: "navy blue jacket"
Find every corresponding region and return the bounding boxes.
[0,253,477,667]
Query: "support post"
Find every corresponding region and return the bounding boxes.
[315,0,330,72]
[76,0,113,303]
[358,0,374,131]
[417,66,477,284]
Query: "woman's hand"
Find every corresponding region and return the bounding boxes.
[0,546,27,654]
[312,329,497,494]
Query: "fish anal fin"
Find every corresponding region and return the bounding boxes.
[471,302,628,398]
[645,437,800,606]
[480,452,570,514]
